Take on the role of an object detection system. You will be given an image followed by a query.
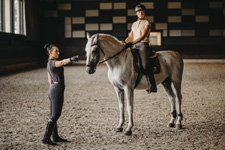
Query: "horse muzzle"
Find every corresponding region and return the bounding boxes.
[86,65,96,74]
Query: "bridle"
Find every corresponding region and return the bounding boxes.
[86,34,127,68]
[86,34,104,68]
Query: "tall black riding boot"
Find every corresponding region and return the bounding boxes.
[52,124,68,142]
[146,70,157,94]
[42,120,57,145]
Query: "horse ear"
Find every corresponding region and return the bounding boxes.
[93,33,98,44]
[87,32,91,39]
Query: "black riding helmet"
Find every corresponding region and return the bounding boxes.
[135,4,146,12]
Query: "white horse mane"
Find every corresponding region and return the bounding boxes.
[98,34,125,53]
[86,33,122,51]
[86,33,125,55]
[99,34,121,45]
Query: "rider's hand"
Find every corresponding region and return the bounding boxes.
[125,42,133,49]
[70,55,79,61]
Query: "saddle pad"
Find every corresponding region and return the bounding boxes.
[148,56,161,74]
[149,52,158,58]
[132,50,141,73]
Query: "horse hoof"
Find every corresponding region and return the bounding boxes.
[168,123,175,128]
[124,131,132,136]
[176,124,182,130]
[115,128,123,132]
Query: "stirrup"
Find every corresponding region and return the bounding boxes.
[146,86,157,94]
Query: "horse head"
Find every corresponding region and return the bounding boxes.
[85,33,127,74]
[85,33,101,74]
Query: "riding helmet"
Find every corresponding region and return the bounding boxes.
[135,4,146,12]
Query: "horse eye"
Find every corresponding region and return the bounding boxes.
[92,51,96,54]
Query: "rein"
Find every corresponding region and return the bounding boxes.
[98,46,127,64]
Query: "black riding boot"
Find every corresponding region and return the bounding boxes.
[42,120,57,145]
[146,70,157,94]
[52,124,68,142]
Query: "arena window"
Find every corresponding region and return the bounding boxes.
[1,0,26,35]
[0,0,2,31]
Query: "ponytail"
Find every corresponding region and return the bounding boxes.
[44,43,55,56]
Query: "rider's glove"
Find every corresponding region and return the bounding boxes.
[125,42,133,49]
[70,55,79,61]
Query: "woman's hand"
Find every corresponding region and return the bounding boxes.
[70,55,79,61]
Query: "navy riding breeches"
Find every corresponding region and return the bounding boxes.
[48,82,65,123]
[134,42,150,69]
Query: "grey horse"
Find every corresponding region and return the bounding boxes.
[85,33,184,136]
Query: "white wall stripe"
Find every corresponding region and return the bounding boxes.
[155,23,167,30]
[182,9,195,16]
[113,16,126,23]
[72,17,85,24]
[86,24,99,31]
[196,16,209,22]
[65,31,71,38]
[210,30,223,36]
[100,24,112,31]
[146,16,154,23]
[168,16,182,23]
[169,30,182,37]
[114,3,126,9]
[58,3,71,10]
[163,30,168,37]
[65,17,71,24]
[182,30,195,36]
[140,2,154,9]
[168,2,181,9]
[127,9,136,16]
[86,10,99,17]
[65,24,71,31]
[72,31,85,38]
[209,2,223,8]
[100,3,112,10]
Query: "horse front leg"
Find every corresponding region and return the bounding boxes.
[174,84,183,129]
[114,87,125,132]
[124,86,134,136]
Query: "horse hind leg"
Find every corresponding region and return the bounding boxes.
[162,77,176,128]
[173,80,183,130]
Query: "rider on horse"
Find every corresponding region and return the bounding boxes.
[124,4,157,93]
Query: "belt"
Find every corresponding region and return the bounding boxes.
[53,82,64,85]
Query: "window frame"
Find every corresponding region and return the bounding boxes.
[0,0,2,31]
[1,0,26,35]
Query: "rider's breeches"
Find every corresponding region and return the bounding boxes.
[48,83,65,123]
[134,42,150,69]
[134,42,156,87]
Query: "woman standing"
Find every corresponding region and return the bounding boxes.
[124,4,157,93]
[42,43,78,145]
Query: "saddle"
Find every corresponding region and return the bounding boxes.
[131,48,161,88]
